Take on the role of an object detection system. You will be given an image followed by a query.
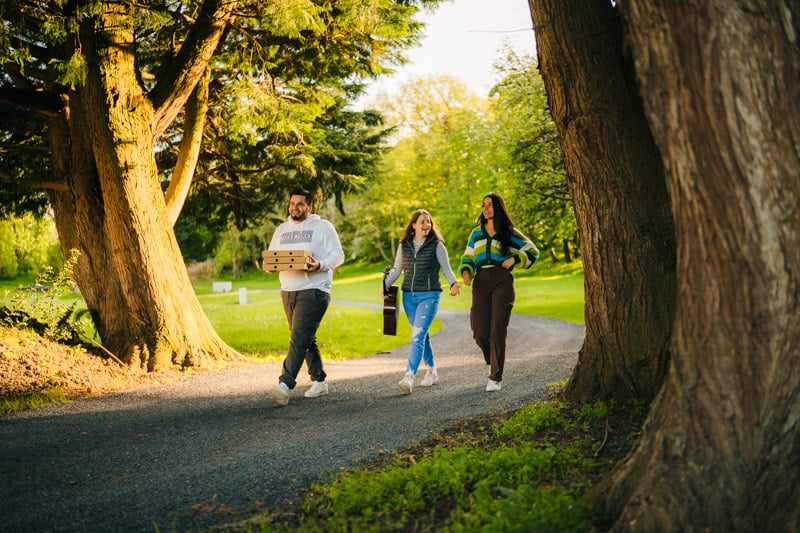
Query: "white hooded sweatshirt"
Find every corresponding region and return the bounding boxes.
[268,214,344,293]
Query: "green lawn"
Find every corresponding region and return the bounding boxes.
[199,286,414,360]
[328,260,584,322]
[1,259,584,358]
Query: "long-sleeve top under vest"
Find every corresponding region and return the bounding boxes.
[459,224,539,277]
[384,237,458,292]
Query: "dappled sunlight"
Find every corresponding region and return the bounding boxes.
[332,272,384,285]
[534,274,580,281]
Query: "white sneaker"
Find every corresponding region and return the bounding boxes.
[269,382,290,405]
[420,369,438,387]
[304,381,329,398]
[485,379,501,392]
[399,373,414,393]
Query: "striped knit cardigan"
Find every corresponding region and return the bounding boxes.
[459,224,540,277]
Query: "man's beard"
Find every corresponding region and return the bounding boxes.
[290,212,308,222]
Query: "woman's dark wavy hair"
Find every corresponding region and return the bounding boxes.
[399,209,445,244]
[478,192,515,255]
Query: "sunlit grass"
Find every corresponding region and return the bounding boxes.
[1,258,583,358]
[200,288,418,359]
[293,259,585,325]
[259,398,599,532]
[0,387,69,415]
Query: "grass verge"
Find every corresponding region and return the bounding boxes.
[230,391,645,532]
[0,387,68,414]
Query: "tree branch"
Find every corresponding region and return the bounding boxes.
[164,66,210,226]
[149,0,237,139]
[0,87,66,116]
[27,180,70,192]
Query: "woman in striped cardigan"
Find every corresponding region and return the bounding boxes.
[459,193,539,392]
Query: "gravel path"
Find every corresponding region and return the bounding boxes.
[0,303,583,532]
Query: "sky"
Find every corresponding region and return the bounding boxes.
[355,0,537,108]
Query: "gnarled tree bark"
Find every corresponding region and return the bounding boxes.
[47,0,241,369]
[593,2,800,529]
[528,0,677,404]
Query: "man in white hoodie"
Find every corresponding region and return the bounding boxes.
[266,188,345,405]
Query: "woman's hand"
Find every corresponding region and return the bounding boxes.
[462,272,472,286]
[449,283,460,296]
[502,258,515,269]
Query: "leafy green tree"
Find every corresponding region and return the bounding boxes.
[346,75,499,262]
[174,213,217,264]
[0,214,61,279]
[0,223,18,279]
[180,97,390,261]
[346,68,575,266]
[0,0,439,369]
[0,105,51,219]
[489,50,577,261]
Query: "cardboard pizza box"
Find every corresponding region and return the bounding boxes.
[261,249,312,271]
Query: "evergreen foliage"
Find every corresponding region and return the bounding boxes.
[0,0,442,233]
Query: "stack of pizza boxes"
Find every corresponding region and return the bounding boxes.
[261,249,312,271]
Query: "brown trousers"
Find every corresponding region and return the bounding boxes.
[469,267,515,382]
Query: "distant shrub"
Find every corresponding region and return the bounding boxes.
[186,259,219,281]
[0,214,61,279]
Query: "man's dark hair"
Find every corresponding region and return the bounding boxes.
[290,188,313,204]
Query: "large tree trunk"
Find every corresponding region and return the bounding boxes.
[528,0,677,404]
[593,2,800,529]
[48,1,240,370]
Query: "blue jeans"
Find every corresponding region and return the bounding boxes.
[401,291,441,374]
